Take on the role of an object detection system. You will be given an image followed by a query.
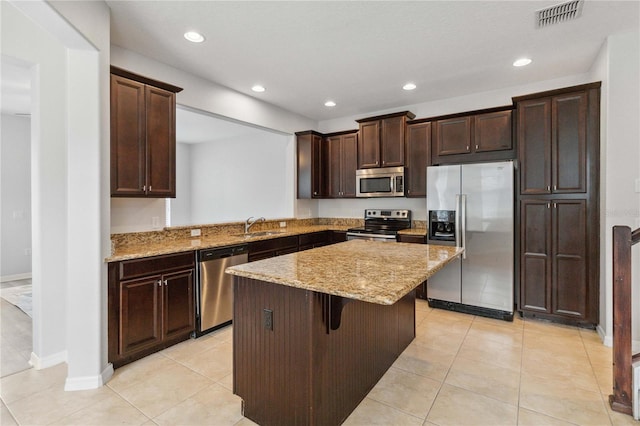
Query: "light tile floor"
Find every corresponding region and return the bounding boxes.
[1,299,636,425]
[1,279,33,378]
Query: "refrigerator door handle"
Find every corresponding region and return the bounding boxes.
[460,194,467,259]
[455,194,462,248]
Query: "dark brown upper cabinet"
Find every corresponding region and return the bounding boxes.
[431,108,514,165]
[405,121,432,197]
[356,111,415,169]
[326,131,358,198]
[517,91,588,195]
[110,66,182,198]
[296,131,326,199]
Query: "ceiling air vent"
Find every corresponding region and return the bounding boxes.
[536,0,584,28]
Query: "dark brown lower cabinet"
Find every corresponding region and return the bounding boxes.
[298,231,330,251]
[108,252,195,368]
[248,235,299,261]
[330,230,347,244]
[519,198,595,326]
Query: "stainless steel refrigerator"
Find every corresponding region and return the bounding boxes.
[426,160,514,320]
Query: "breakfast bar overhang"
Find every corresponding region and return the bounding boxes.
[226,240,463,425]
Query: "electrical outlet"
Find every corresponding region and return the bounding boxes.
[263,309,273,330]
[635,178,640,193]
[279,221,287,228]
[24,248,31,256]
[191,228,201,237]
[151,216,161,228]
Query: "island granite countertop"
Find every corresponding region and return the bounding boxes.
[226,239,463,305]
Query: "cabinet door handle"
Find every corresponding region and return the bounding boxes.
[157,280,162,287]
[475,144,479,150]
[553,185,557,191]
[546,186,550,192]
[547,203,550,209]
[164,280,168,286]
[149,186,152,191]
[143,185,147,192]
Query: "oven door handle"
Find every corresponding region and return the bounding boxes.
[347,232,395,241]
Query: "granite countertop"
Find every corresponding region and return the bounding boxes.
[226,240,463,305]
[106,225,350,262]
[107,221,428,262]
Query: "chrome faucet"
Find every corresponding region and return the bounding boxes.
[245,216,265,234]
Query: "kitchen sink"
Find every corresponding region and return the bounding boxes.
[233,231,286,238]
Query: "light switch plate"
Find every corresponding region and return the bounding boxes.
[635,178,640,193]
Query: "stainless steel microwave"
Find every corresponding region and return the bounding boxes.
[356,166,404,197]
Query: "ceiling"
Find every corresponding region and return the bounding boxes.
[2,1,637,142]
[106,0,639,121]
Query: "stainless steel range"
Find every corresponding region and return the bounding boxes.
[346,209,412,242]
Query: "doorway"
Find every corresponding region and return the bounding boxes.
[0,58,33,377]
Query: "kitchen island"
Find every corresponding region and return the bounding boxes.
[226,240,462,425]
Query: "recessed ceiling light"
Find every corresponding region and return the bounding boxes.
[324,101,336,107]
[184,31,205,43]
[403,83,417,91]
[513,58,532,67]
[251,85,266,93]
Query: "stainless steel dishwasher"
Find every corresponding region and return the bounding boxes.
[195,244,248,337]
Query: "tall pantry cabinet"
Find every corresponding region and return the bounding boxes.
[515,82,600,327]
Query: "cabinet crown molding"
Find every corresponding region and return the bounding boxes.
[355,111,415,123]
[110,66,183,93]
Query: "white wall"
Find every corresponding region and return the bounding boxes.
[590,30,640,345]
[316,74,595,222]
[111,198,167,233]
[110,47,314,232]
[2,0,69,371]
[1,113,32,279]
[172,132,292,226]
[2,0,112,390]
[110,46,316,135]
[170,142,192,225]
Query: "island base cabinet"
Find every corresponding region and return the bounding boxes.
[233,276,415,426]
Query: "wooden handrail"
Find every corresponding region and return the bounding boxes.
[610,225,639,415]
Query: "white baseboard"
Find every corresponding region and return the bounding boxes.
[1,273,32,283]
[597,324,612,347]
[29,350,67,370]
[596,325,640,352]
[64,363,114,391]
